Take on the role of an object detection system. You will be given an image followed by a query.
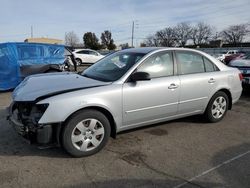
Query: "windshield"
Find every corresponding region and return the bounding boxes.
[82,51,146,82]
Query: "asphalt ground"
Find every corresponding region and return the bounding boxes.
[0,81,250,188]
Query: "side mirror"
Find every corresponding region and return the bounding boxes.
[130,72,151,82]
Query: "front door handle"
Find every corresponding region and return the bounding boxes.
[208,78,216,84]
[168,83,178,89]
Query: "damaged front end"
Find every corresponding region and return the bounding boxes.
[8,102,60,146]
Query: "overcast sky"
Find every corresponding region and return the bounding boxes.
[0,0,249,46]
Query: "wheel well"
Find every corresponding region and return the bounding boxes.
[62,106,117,139]
[217,89,232,110]
[45,68,61,73]
[75,58,82,61]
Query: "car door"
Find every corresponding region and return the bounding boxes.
[76,50,90,63]
[122,51,180,127]
[175,50,220,115]
[88,51,99,63]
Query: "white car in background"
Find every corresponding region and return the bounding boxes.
[73,49,104,65]
[216,50,240,63]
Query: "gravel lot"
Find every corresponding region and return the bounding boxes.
[0,85,250,188]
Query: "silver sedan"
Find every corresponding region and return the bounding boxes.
[9,47,242,157]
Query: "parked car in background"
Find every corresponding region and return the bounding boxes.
[72,49,104,65]
[224,52,245,65]
[228,52,250,85]
[0,42,75,90]
[215,50,240,63]
[8,47,242,157]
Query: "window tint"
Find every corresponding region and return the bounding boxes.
[176,51,205,74]
[89,51,98,56]
[204,58,217,72]
[77,50,89,54]
[137,52,173,78]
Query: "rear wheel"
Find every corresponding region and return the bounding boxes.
[204,91,229,123]
[62,110,110,157]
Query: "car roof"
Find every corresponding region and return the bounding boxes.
[74,49,97,52]
[121,47,207,54]
[121,47,164,54]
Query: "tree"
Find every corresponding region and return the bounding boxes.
[144,35,160,47]
[190,22,213,46]
[65,31,79,46]
[175,22,192,47]
[101,30,116,50]
[120,43,129,49]
[156,27,177,47]
[220,24,249,46]
[83,32,101,50]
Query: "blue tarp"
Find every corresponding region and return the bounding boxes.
[0,42,65,90]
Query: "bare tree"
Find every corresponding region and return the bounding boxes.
[144,35,160,47]
[65,31,79,46]
[190,22,213,46]
[175,22,192,47]
[156,27,177,47]
[220,24,249,46]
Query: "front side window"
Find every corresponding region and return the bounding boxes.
[83,51,146,82]
[137,52,174,78]
[176,51,205,74]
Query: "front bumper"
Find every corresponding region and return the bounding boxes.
[7,102,55,145]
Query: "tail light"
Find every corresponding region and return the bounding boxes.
[239,73,243,81]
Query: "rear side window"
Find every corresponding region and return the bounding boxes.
[89,51,98,56]
[176,51,205,74]
[176,51,219,74]
[137,51,174,78]
[203,58,219,72]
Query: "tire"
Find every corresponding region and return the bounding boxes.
[75,58,82,66]
[204,91,229,123]
[62,109,111,157]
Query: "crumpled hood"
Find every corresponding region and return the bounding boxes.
[13,72,111,101]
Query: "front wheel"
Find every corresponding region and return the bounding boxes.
[204,91,229,123]
[62,110,111,157]
[75,58,82,66]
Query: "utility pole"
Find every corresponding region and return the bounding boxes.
[31,26,33,38]
[131,21,134,48]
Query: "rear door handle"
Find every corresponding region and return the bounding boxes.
[168,83,178,89]
[208,78,216,84]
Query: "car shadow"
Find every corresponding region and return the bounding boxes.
[0,106,211,159]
